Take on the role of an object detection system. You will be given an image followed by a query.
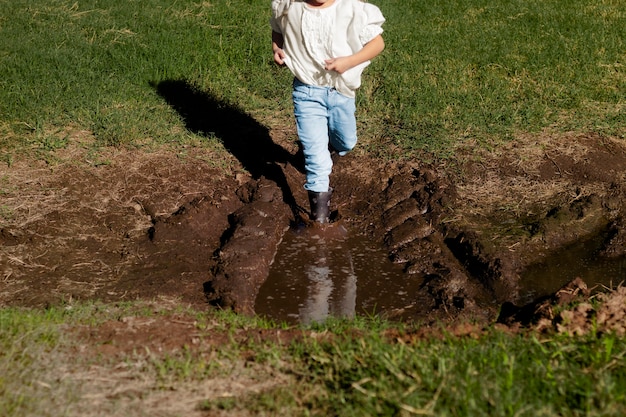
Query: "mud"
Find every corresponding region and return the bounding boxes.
[2,104,626,328]
[207,177,291,314]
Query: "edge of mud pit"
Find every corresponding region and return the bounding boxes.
[205,157,521,324]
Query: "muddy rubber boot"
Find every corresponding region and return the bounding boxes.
[308,189,332,224]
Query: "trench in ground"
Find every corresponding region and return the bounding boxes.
[256,221,626,325]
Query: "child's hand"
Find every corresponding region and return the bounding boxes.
[273,47,286,66]
[272,31,286,66]
[324,57,353,74]
[325,35,385,74]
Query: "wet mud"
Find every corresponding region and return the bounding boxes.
[2,120,626,327]
[206,178,291,314]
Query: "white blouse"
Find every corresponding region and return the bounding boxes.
[271,0,385,97]
[302,4,336,72]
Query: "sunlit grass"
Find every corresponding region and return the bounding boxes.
[370,0,625,154]
[1,0,624,162]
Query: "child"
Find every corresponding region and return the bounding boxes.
[270,0,385,223]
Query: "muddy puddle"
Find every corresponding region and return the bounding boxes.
[519,233,626,304]
[257,223,626,325]
[4,130,626,330]
[255,224,426,325]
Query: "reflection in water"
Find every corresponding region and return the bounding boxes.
[255,224,418,325]
[299,243,357,324]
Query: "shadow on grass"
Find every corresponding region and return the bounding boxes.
[153,79,303,212]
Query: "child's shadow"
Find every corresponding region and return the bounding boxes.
[154,79,301,210]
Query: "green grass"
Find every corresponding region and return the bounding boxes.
[2,302,626,416]
[0,307,67,416]
[291,331,626,416]
[371,0,625,153]
[0,0,288,157]
[1,0,624,160]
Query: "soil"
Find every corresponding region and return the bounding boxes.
[3,120,626,330]
[5,111,626,415]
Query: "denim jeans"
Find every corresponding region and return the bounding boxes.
[292,78,357,192]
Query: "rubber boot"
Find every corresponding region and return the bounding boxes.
[308,189,332,224]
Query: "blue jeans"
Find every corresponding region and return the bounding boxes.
[292,78,357,193]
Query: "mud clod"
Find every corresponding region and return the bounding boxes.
[385,217,435,250]
[382,198,422,231]
[600,217,626,258]
[207,178,291,314]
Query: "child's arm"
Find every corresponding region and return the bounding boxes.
[272,31,286,65]
[324,34,385,74]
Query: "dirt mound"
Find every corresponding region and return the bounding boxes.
[2,128,626,328]
[206,177,291,314]
[557,286,626,336]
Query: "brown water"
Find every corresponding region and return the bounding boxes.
[255,224,423,325]
[257,225,626,325]
[520,233,626,303]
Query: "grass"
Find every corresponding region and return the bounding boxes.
[299,331,626,416]
[1,301,626,416]
[0,0,287,158]
[372,0,625,153]
[0,307,68,416]
[0,0,623,161]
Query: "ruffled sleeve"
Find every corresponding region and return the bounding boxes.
[270,0,291,33]
[358,3,385,45]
